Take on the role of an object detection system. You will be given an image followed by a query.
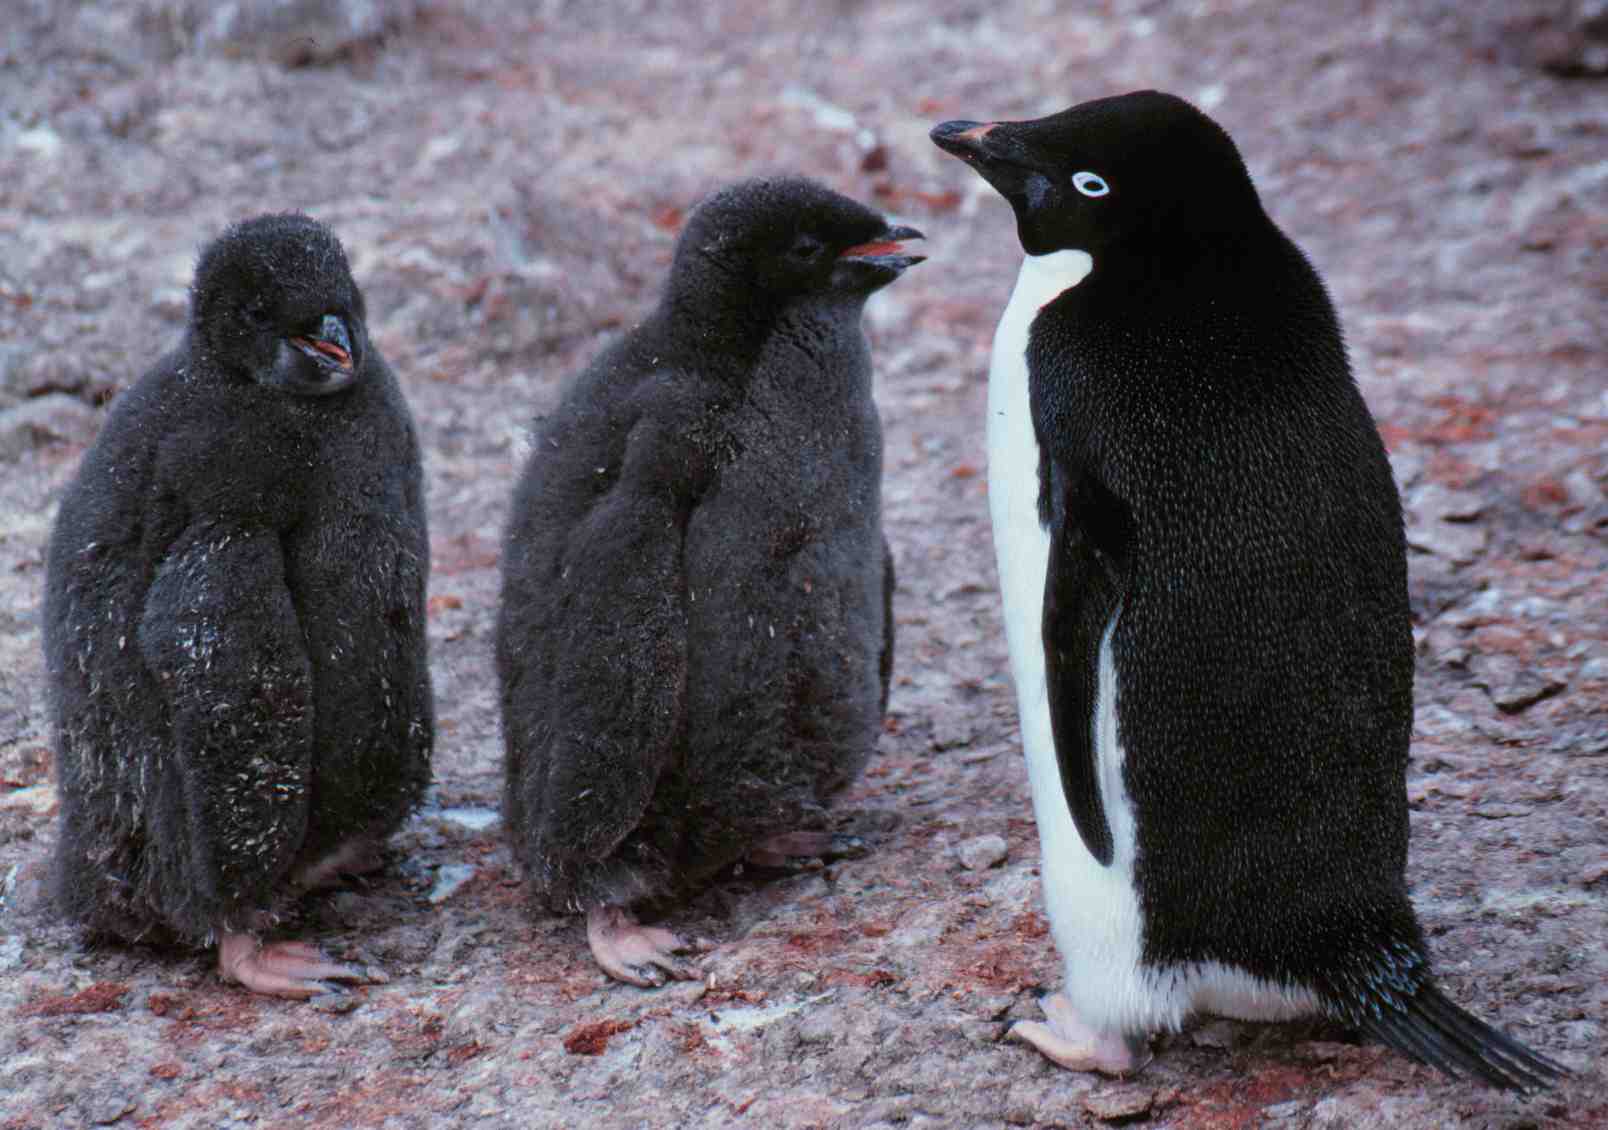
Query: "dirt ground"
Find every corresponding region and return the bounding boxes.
[2,1,1604,1127]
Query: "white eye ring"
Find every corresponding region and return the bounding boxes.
[1072,171,1110,197]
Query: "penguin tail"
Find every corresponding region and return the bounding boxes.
[1355,981,1570,1094]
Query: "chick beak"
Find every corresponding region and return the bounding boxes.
[838,225,927,273]
[289,314,354,372]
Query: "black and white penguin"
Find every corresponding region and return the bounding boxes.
[44,213,433,997]
[930,92,1566,1091]
[497,177,920,986]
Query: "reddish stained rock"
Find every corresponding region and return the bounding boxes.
[21,981,128,1017]
[563,1018,635,1056]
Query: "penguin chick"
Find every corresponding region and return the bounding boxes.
[497,177,920,986]
[44,213,433,998]
[931,91,1568,1092]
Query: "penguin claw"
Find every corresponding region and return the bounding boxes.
[1009,992,1152,1076]
[217,933,385,1000]
[587,905,703,989]
[746,830,868,870]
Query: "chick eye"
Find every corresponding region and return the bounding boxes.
[788,234,825,262]
[1072,171,1110,198]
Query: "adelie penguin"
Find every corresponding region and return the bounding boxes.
[931,92,1568,1091]
[44,213,433,998]
[497,177,920,986]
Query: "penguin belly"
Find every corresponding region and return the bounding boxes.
[988,252,1318,1036]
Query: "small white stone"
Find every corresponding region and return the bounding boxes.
[955,834,1008,871]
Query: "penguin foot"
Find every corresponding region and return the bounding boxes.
[586,905,703,988]
[217,934,385,999]
[1009,991,1153,1076]
[746,830,867,869]
[295,838,385,893]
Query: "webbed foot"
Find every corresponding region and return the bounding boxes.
[218,933,385,999]
[1009,991,1152,1076]
[746,830,867,869]
[586,905,702,988]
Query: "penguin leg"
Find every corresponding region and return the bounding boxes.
[217,933,385,999]
[746,830,867,869]
[1010,991,1153,1076]
[586,904,702,988]
[294,838,386,893]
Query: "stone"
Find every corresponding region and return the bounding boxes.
[1083,1087,1155,1124]
[1473,654,1567,713]
[955,834,1008,871]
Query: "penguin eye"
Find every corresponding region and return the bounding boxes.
[787,234,825,262]
[1072,171,1110,198]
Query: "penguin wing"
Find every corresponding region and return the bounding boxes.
[502,394,709,898]
[878,538,896,716]
[137,524,315,912]
[1042,457,1131,867]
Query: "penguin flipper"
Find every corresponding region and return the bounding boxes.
[138,525,315,928]
[1042,462,1130,867]
[878,538,896,716]
[504,410,700,910]
[1355,982,1570,1093]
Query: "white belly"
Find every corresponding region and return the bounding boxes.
[987,252,1317,1034]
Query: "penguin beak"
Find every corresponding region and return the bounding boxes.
[836,224,926,286]
[930,119,1039,199]
[289,314,355,373]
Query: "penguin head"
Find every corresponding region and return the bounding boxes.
[931,90,1263,258]
[190,212,369,397]
[670,177,924,313]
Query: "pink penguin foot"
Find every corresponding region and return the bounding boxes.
[294,839,386,893]
[746,830,867,869]
[586,905,702,988]
[1009,991,1153,1076]
[217,933,386,1000]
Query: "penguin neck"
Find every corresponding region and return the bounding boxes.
[660,280,783,374]
[1011,249,1096,312]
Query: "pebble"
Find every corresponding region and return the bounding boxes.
[1405,515,1488,565]
[1264,1099,1307,1120]
[1408,481,1486,521]
[955,834,1008,871]
[436,806,499,833]
[428,862,477,904]
[1189,1019,1237,1049]
[309,991,362,1015]
[1083,1087,1155,1124]
[80,1091,135,1126]
[1473,654,1567,713]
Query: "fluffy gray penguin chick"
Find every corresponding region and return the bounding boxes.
[497,177,921,986]
[45,213,433,998]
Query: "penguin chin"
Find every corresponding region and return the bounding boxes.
[266,342,358,397]
[831,227,926,293]
[828,257,915,293]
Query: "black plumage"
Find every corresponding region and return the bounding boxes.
[44,213,432,996]
[933,91,1566,1090]
[497,177,920,985]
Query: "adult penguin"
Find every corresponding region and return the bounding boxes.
[931,91,1566,1091]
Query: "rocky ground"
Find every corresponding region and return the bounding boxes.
[2,1,1605,1127]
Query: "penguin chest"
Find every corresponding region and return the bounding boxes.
[986,251,1148,1023]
